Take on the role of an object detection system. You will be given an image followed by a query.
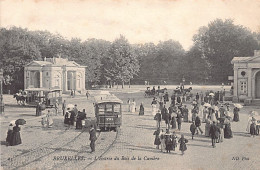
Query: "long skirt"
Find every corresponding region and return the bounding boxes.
[171,117,177,129]
[246,120,252,133]
[161,139,166,152]
[205,124,210,137]
[219,128,224,142]
[224,126,233,138]
[6,130,13,145]
[11,132,22,146]
[152,104,157,116]
[233,112,239,122]
[188,110,192,122]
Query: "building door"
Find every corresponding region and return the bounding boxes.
[34,71,40,88]
[256,71,260,98]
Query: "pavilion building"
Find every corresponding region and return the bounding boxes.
[231,50,260,105]
[24,56,86,94]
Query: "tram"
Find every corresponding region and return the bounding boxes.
[24,87,62,107]
[94,94,123,131]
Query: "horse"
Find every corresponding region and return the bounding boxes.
[13,93,26,105]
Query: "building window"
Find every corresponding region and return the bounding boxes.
[240,81,247,94]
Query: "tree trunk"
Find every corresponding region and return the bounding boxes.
[122,81,124,89]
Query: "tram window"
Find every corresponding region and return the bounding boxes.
[106,104,113,113]
[98,104,105,114]
[114,104,120,113]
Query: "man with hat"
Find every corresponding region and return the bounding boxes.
[209,121,220,148]
[89,124,97,153]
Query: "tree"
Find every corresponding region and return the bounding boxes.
[104,35,139,88]
[193,19,260,83]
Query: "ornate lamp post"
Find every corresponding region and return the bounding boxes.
[0,69,4,115]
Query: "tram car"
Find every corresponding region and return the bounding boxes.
[94,94,123,131]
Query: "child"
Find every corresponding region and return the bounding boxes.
[178,134,188,155]
[190,121,196,140]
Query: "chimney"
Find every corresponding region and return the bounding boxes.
[254,50,260,56]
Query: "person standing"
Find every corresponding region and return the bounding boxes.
[233,107,240,122]
[195,116,203,135]
[160,129,166,153]
[46,110,53,128]
[127,98,131,112]
[155,110,162,129]
[190,121,196,140]
[139,103,144,115]
[176,111,182,131]
[205,119,211,137]
[163,92,169,104]
[171,93,176,106]
[89,125,97,153]
[153,128,161,149]
[165,110,170,129]
[6,121,14,146]
[131,99,136,113]
[11,123,22,146]
[171,113,177,129]
[151,98,157,116]
[209,121,220,148]
[86,91,90,99]
[54,100,59,115]
[182,105,189,122]
[250,118,257,137]
[178,134,188,155]
[62,100,66,116]
[224,121,233,139]
[202,106,209,123]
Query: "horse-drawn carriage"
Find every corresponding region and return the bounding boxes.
[144,86,167,97]
[24,88,62,107]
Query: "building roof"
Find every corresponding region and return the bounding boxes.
[231,56,260,64]
[25,57,86,67]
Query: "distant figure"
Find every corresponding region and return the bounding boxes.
[89,125,97,153]
[233,107,240,122]
[151,98,157,116]
[209,121,220,148]
[70,89,73,98]
[224,121,233,139]
[6,121,14,146]
[62,100,66,116]
[153,128,161,149]
[54,100,59,115]
[155,110,162,129]
[176,111,182,131]
[190,121,196,140]
[131,99,136,113]
[178,134,188,155]
[195,116,203,134]
[250,118,257,137]
[46,110,53,128]
[86,91,90,99]
[139,103,144,115]
[127,98,131,112]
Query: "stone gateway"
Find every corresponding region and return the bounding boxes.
[231,50,260,105]
[24,56,86,94]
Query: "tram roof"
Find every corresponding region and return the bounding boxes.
[94,95,123,104]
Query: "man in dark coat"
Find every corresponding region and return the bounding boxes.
[176,111,182,131]
[89,125,97,152]
[190,121,196,140]
[209,121,220,148]
[155,110,162,129]
[195,116,203,134]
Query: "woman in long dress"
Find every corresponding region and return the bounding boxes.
[171,113,177,129]
[224,122,233,139]
[205,119,211,137]
[6,122,14,146]
[139,103,144,115]
[246,116,253,133]
[11,124,22,146]
[46,111,53,128]
[153,129,161,149]
[131,99,136,113]
[160,130,166,153]
[151,98,157,116]
[178,134,188,155]
[233,107,240,122]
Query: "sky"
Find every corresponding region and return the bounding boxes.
[1,0,260,50]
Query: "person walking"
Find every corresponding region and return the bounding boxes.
[178,134,188,155]
[176,111,182,131]
[171,113,177,129]
[54,100,59,115]
[209,121,220,148]
[190,121,196,140]
[195,116,203,135]
[165,110,170,129]
[127,98,131,112]
[6,121,15,146]
[151,98,157,116]
[182,105,189,122]
[250,118,257,137]
[233,106,240,122]
[62,100,66,116]
[89,125,97,153]
[205,119,211,137]
[155,110,162,129]
[153,128,161,149]
[160,129,166,153]
[86,91,90,99]
[131,99,136,113]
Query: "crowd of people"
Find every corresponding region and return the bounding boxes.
[149,87,258,154]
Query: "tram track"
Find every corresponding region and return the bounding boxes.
[1,127,88,170]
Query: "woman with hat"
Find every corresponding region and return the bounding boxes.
[153,128,161,149]
[250,117,257,137]
[6,121,15,146]
[233,106,240,122]
[11,122,22,146]
[178,134,188,155]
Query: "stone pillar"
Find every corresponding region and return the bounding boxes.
[63,66,67,92]
[247,68,252,98]
[233,68,238,96]
[39,69,43,88]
